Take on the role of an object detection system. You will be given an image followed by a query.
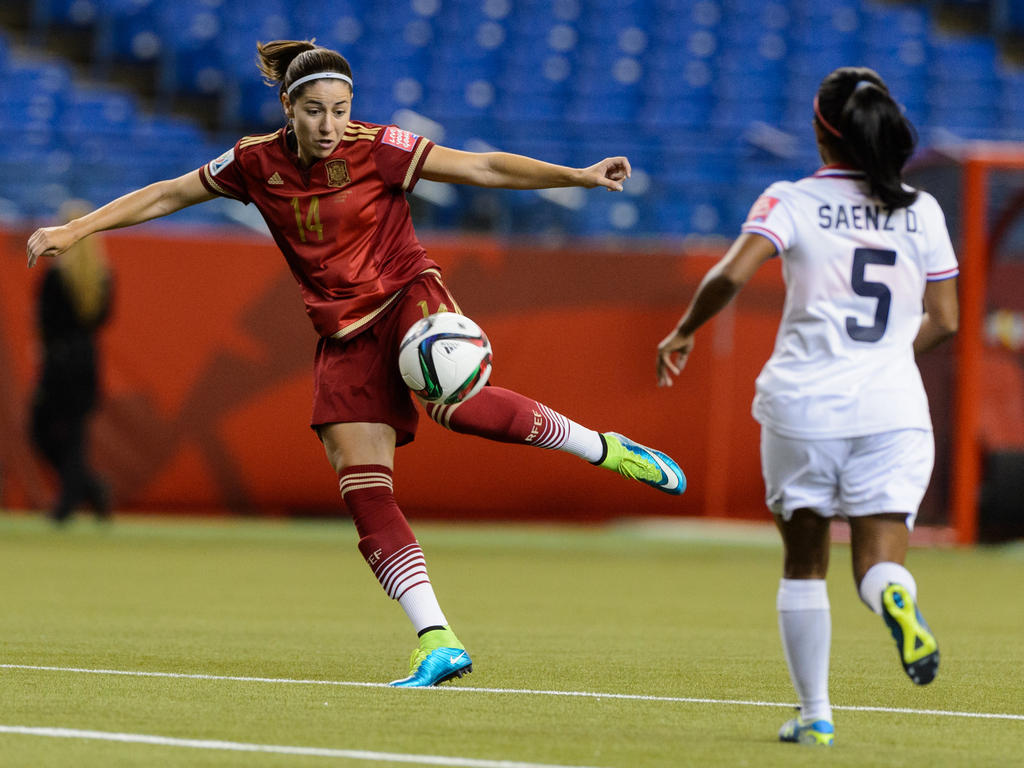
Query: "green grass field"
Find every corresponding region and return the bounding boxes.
[1,512,1021,767]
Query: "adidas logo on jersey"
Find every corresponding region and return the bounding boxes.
[267,172,284,185]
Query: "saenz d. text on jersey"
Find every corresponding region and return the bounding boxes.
[817,204,918,232]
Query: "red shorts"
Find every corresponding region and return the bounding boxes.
[311,270,462,446]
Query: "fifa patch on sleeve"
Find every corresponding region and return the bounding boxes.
[208,148,235,176]
[747,195,780,223]
[382,126,419,152]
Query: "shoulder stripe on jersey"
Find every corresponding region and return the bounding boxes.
[343,125,381,141]
[342,132,380,143]
[741,224,784,254]
[239,132,279,149]
[402,137,429,191]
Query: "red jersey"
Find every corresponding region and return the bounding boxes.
[197,121,438,339]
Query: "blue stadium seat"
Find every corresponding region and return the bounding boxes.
[92,0,163,67]
[1007,1,1024,34]
[216,10,292,83]
[715,53,786,128]
[352,84,397,125]
[923,33,1000,137]
[0,145,73,218]
[155,1,225,96]
[649,194,732,238]
[60,88,136,133]
[3,57,72,99]
[928,33,998,81]
[346,42,431,96]
[290,0,364,40]
[30,0,99,31]
[220,76,284,129]
[861,1,929,48]
[998,67,1024,135]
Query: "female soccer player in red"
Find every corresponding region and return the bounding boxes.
[656,67,957,745]
[27,39,685,688]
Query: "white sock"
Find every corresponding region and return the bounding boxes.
[537,404,604,462]
[562,421,604,462]
[397,582,448,634]
[859,562,917,615]
[777,578,832,723]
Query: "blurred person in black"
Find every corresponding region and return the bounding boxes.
[30,199,113,524]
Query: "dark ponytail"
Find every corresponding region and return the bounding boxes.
[256,39,353,98]
[816,67,918,209]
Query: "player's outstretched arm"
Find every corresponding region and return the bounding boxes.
[657,233,775,387]
[27,171,217,267]
[421,145,631,191]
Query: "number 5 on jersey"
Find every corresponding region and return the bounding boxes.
[291,196,323,243]
[847,247,896,343]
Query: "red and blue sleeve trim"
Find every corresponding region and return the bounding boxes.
[741,224,783,255]
[926,266,959,281]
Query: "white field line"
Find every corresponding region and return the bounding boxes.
[0,725,603,768]
[1,663,1022,722]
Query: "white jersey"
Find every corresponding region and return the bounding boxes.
[742,166,959,439]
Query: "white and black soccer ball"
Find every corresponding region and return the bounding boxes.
[398,313,492,404]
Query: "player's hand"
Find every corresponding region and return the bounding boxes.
[656,329,695,387]
[26,225,74,267]
[581,157,631,191]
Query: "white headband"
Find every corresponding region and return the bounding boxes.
[286,72,353,96]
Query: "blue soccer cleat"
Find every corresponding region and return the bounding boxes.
[881,583,939,685]
[389,627,473,687]
[599,432,686,495]
[778,716,835,746]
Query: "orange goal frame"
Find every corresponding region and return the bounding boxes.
[949,144,1024,544]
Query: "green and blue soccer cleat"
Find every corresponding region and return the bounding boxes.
[599,432,686,495]
[882,583,939,685]
[389,627,473,687]
[778,716,835,747]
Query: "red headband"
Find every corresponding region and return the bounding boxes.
[813,95,843,139]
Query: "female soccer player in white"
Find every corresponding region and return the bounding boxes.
[27,39,685,689]
[656,66,958,746]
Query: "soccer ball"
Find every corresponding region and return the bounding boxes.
[398,312,492,404]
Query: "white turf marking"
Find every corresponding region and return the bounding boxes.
[0,725,600,768]
[1,663,1022,722]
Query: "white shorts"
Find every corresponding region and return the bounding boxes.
[760,427,934,528]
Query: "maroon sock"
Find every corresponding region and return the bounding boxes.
[339,465,428,600]
[425,386,571,448]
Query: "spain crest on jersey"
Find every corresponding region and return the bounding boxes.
[326,159,351,188]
